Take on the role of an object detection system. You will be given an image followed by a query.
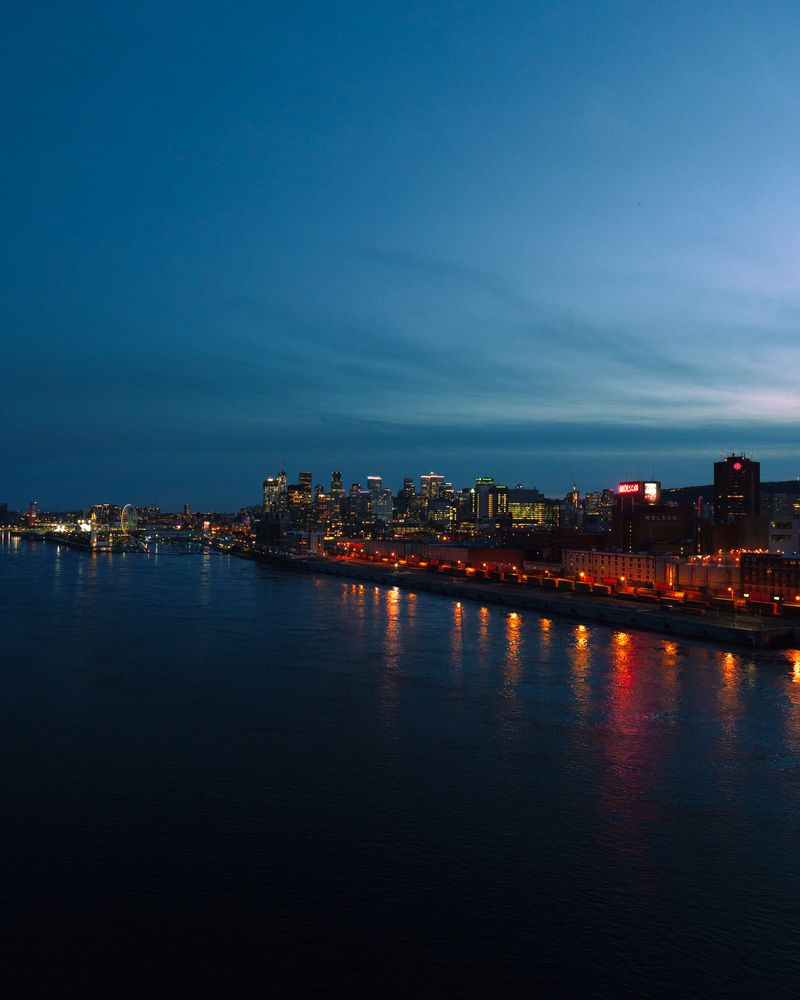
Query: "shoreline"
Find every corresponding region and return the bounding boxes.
[239,549,798,650]
[7,530,794,649]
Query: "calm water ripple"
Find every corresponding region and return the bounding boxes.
[2,536,800,997]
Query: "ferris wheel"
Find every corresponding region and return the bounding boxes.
[120,504,138,533]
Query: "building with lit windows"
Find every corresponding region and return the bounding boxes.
[506,487,557,528]
[420,473,445,505]
[298,471,313,502]
[287,484,308,510]
[740,552,800,603]
[769,519,800,554]
[263,476,281,512]
[471,478,509,522]
[330,471,344,500]
[714,454,760,525]
[563,549,662,586]
[373,488,394,524]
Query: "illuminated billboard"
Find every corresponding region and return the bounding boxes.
[618,480,661,502]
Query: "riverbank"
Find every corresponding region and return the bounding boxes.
[241,548,797,649]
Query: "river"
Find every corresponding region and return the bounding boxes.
[2,535,799,997]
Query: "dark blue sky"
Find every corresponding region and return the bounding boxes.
[3,1,800,509]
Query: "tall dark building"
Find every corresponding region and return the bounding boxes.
[713,454,760,525]
[298,471,313,500]
[613,500,696,556]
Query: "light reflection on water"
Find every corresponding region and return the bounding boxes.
[3,538,800,996]
[450,601,463,671]
[568,624,591,718]
[477,605,491,676]
[503,612,522,687]
[538,616,552,651]
[717,649,741,741]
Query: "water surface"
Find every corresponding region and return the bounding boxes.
[2,537,799,997]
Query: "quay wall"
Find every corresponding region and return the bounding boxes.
[243,551,796,649]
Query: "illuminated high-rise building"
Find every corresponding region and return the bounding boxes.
[299,471,312,501]
[287,484,307,509]
[330,471,344,499]
[473,477,494,519]
[263,469,288,514]
[714,454,760,525]
[420,472,445,506]
[263,476,281,512]
[374,489,394,524]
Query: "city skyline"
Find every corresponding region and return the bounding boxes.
[5,3,800,507]
[6,448,799,514]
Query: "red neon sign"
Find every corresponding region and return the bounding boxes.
[618,482,640,494]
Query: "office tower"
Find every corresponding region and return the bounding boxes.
[299,471,312,500]
[713,454,760,525]
[263,476,281,512]
[330,471,344,499]
[473,477,494,519]
[506,487,554,527]
[420,472,445,506]
[374,488,394,524]
[287,484,307,509]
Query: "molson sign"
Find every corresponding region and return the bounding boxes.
[643,481,660,503]
[618,481,661,502]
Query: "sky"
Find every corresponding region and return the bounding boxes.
[3,0,800,509]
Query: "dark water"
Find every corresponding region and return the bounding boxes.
[2,536,800,997]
